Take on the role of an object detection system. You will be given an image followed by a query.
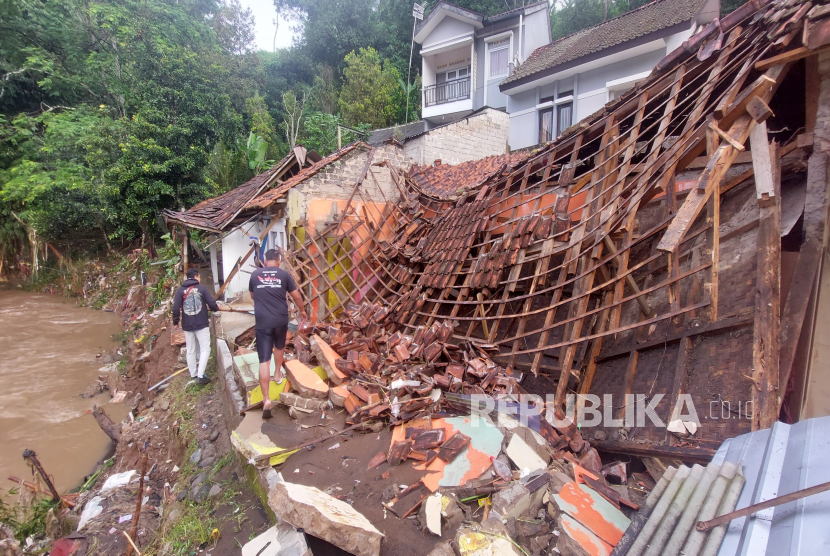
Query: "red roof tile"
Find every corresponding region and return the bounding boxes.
[407,152,530,199]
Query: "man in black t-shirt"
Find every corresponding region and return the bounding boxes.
[249,249,308,418]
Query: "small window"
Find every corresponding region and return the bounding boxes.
[539,95,554,104]
[558,89,573,99]
[558,102,572,133]
[489,40,509,78]
[539,108,554,144]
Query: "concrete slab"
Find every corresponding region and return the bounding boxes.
[552,482,630,547]
[269,481,384,556]
[505,433,548,474]
[558,513,613,556]
[241,521,312,556]
[233,352,289,405]
[392,416,503,492]
[311,334,348,385]
[230,412,297,468]
[284,359,329,399]
[218,311,255,341]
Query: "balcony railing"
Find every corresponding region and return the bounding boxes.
[423,76,471,108]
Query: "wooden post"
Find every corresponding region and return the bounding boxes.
[181,227,189,278]
[751,131,781,430]
[209,243,220,294]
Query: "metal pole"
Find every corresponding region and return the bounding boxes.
[406,16,417,125]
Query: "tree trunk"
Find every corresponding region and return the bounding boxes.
[92,405,122,443]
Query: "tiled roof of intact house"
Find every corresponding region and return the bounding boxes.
[407,151,530,199]
[245,142,367,210]
[163,149,305,232]
[500,0,708,89]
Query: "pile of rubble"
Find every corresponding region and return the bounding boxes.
[228,299,657,555]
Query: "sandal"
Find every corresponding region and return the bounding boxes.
[262,404,273,419]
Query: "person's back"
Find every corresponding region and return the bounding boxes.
[249,249,307,418]
[173,269,219,385]
[249,265,294,329]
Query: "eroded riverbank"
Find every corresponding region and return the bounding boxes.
[0,290,125,492]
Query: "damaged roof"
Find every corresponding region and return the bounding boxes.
[163,146,314,232]
[407,152,529,199]
[500,0,710,90]
[245,142,367,211]
[285,0,830,464]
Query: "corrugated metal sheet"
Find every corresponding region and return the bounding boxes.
[612,416,830,556]
[713,415,830,556]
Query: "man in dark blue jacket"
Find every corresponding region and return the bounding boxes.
[173,269,220,385]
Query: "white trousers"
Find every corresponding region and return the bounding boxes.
[184,327,211,378]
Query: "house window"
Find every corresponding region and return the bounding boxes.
[557,103,572,133]
[488,40,509,78]
[539,108,554,144]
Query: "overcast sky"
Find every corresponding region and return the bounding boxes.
[238,0,300,52]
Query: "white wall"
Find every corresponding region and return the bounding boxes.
[423,17,475,49]
[221,222,264,300]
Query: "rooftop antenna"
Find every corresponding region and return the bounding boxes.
[406,3,425,125]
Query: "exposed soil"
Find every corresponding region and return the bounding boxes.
[260,407,443,556]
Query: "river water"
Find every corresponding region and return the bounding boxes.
[0,290,126,493]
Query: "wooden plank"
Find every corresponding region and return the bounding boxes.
[754,45,830,71]
[750,121,776,205]
[665,336,691,445]
[618,350,639,421]
[779,152,830,395]
[751,140,781,431]
[657,115,755,253]
[746,96,774,123]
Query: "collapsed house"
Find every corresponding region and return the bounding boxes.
[263,0,830,462]
[174,0,830,553]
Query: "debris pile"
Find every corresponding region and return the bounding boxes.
[228,299,655,555]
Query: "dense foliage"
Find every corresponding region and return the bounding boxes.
[0,0,747,271]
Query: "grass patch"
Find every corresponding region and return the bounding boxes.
[151,500,220,556]
[0,493,59,543]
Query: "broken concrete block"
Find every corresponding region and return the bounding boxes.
[425,493,442,536]
[284,359,329,399]
[269,482,384,556]
[329,384,349,407]
[491,481,532,521]
[505,433,548,473]
[241,521,312,556]
[310,335,347,385]
[280,392,328,411]
[552,482,630,546]
[557,513,613,556]
[667,419,688,437]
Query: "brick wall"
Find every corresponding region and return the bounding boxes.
[407,108,510,166]
[295,144,414,229]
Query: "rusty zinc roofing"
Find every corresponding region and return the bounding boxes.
[407,152,530,199]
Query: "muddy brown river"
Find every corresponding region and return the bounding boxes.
[0,290,127,493]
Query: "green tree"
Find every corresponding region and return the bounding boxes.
[339,47,400,129]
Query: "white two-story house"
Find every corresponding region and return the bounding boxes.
[415,1,551,128]
[500,0,720,150]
